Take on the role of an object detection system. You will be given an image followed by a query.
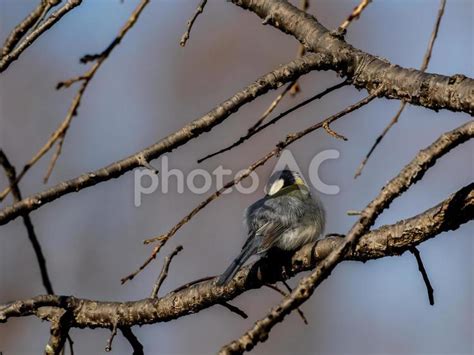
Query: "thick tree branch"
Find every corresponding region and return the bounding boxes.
[230,0,474,115]
[0,52,332,226]
[0,182,471,331]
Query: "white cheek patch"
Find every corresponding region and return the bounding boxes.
[267,179,285,195]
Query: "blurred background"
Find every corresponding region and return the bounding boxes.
[0,0,472,354]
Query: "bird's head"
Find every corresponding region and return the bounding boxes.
[264,169,307,196]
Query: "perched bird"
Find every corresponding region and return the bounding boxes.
[217,169,325,286]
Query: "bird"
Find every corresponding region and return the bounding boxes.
[216,169,325,286]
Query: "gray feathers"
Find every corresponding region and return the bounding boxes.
[245,185,325,251]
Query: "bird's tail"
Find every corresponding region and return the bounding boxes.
[216,241,257,286]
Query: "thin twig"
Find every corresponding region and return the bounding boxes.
[120,327,144,355]
[0,0,151,199]
[218,302,248,319]
[339,0,372,31]
[105,322,118,352]
[43,136,66,184]
[137,90,378,281]
[0,81,84,200]
[248,79,299,134]
[354,101,406,178]
[150,245,183,297]
[121,239,166,284]
[30,0,62,33]
[0,150,54,295]
[354,0,447,178]
[419,0,447,72]
[170,275,217,294]
[0,0,82,73]
[410,247,435,306]
[265,284,308,324]
[323,121,348,141]
[180,0,208,47]
[197,80,349,163]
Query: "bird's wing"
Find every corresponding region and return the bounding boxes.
[257,221,289,251]
[241,220,287,254]
[243,195,305,253]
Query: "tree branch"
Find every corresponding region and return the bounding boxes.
[0,0,82,73]
[230,0,474,115]
[265,283,307,324]
[44,309,72,355]
[218,302,248,319]
[1,182,471,332]
[120,327,144,355]
[0,52,332,226]
[410,247,435,306]
[150,245,183,298]
[180,0,208,47]
[0,150,54,295]
[1,0,61,58]
[339,0,372,31]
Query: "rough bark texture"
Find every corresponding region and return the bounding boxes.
[231,0,474,115]
[1,182,472,330]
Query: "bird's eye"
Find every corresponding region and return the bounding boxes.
[267,179,285,195]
